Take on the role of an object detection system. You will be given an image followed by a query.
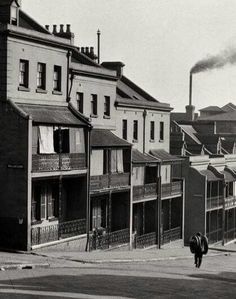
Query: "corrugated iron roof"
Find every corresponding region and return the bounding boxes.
[132,149,160,164]
[200,169,222,181]
[150,149,182,163]
[17,103,87,126]
[91,129,131,148]
[222,170,236,182]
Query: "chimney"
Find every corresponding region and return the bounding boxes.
[66,24,71,33]
[185,72,195,121]
[78,46,97,61]
[101,61,125,78]
[45,25,50,31]
[97,29,101,64]
[53,24,57,34]
[60,24,64,33]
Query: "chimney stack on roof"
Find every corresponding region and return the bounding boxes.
[49,23,74,45]
[78,46,97,61]
[101,61,125,78]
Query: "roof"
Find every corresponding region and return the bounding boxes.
[132,149,160,164]
[199,106,223,112]
[91,129,131,148]
[17,103,89,126]
[19,10,50,34]
[222,170,236,182]
[178,124,201,144]
[0,0,18,6]
[221,102,236,112]
[116,76,172,111]
[200,169,222,181]
[196,134,220,144]
[150,149,182,163]
[197,110,236,121]
[186,144,204,155]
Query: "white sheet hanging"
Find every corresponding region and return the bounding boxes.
[39,126,55,154]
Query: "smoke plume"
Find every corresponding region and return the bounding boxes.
[190,47,236,74]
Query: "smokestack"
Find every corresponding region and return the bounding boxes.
[189,72,192,106]
[97,29,101,64]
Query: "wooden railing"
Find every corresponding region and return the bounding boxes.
[90,228,130,250]
[162,226,181,245]
[90,173,130,192]
[206,196,224,210]
[161,181,182,199]
[133,183,157,202]
[31,218,86,246]
[134,232,156,249]
[32,153,86,172]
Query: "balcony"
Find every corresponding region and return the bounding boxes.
[161,180,182,199]
[90,173,130,192]
[31,218,86,246]
[225,196,236,209]
[32,153,86,172]
[162,226,182,245]
[133,183,157,202]
[206,196,224,210]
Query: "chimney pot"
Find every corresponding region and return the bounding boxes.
[90,47,94,54]
[85,47,89,54]
[81,47,85,53]
[45,25,50,31]
[53,25,57,34]
[66,24,71,33]
[60,24,64,33]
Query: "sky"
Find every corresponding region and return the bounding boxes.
[22,0,236,112]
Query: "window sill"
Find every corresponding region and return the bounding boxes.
[159,139,164,143]
[36,88,48,94]
[31,220,43,225]
[48,217,58,222]
[18,86,30,92]
[150,139,155,143]
[103,115,111,119]
[133,139,138,143]
[52,90,63,95]
[90,114,98,118]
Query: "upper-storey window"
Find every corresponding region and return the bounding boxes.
[53,65,61,92]
[76,92,84,113]
[133,120,138,141]
[91,94,98,117]
[19,60,29,88]
[122,119,127,140]
[150,121,155,141]
[160,121,164,141]
[11,4,18,25]
[104,96,110,117]
[37,63,46,90]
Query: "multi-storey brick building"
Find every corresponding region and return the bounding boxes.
[0,0,185,251]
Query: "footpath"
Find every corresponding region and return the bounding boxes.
[0,242,235,271]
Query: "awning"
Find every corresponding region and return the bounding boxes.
[17,103,88,126]
[200,169,222,181]
[91,129,131,148]
[150,149,182,163]
[132,149,160,164]
[222,170,236,182]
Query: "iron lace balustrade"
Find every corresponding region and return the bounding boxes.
[31,218,86,246]
[161,180,182,199]
[32,153,86,172]
[206,228,223,244]
[133,183,157,202]
[134,232,156,249]
[225,196,236,209]
[90,173,130,192]
[162,226,182,245]
[89,228,130,250]
[206,196,224,210]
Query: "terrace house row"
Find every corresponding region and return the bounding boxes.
[0,0,185,251]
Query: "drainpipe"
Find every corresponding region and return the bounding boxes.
[66,50,72,103]
[86,127,92,251]
[157,162,162,249]
[27,116,32,251]
[143,109,147,154]
[222,180,226,246]
[129,147,133,250]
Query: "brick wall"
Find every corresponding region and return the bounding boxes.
[0,101,29,250]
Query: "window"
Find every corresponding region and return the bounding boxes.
[76,92,84,113]
[133,120,138,141]
[160,121,164,141]
[150,121,155,141]
[104,96,110,117]
[53,65,61,91]
[37,63,46,90]
[122,119,127,140]
[19,60,29,88]
[32,182,58,222]
[11,5,18,25]
[91,94,98,116]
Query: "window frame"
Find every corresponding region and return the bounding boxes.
[53,65,62,92]
[133,120,138,142]
[91,94,98,117]
[104,96,110,118]
[76,92,84,113]
[122,119,128,140]
[160,121,164,141]
[150,121,155,141]
[19,59,29,88]
[37,62,46,90]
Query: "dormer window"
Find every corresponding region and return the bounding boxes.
[11,3,18,25]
